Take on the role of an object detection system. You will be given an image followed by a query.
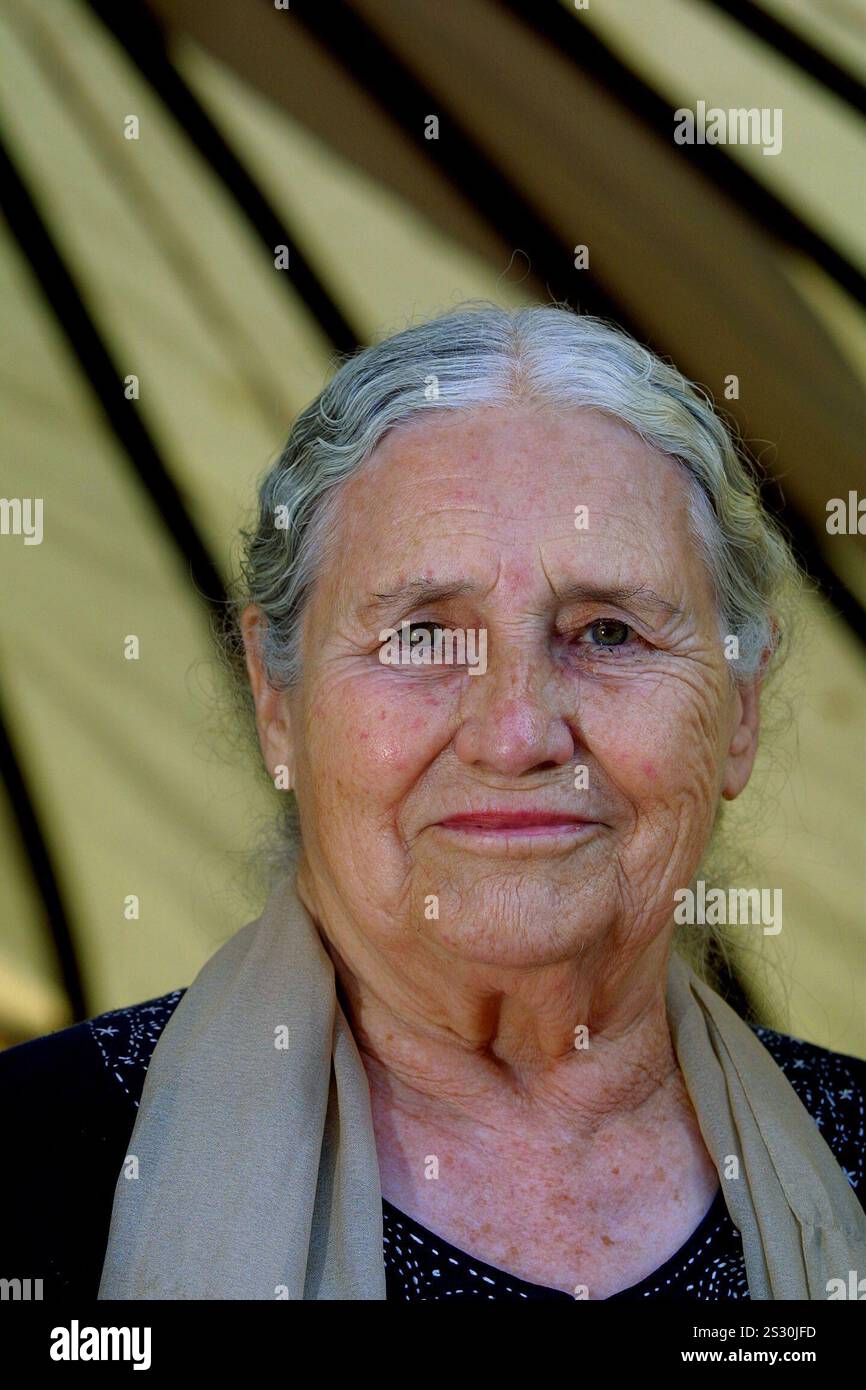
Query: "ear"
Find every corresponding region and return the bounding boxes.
[240,604,295,787]
[721,676,761,801]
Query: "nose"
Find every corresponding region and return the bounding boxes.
[453,647,577,776]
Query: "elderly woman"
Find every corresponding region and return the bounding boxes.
[3,304,865,1302]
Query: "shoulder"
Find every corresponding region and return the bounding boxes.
[0,989,185,1299]
[750,1024,866,1202]
[0,988,185,1103]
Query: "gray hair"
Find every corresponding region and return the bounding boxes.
[235,301,798,694]
[222,301,804,1006]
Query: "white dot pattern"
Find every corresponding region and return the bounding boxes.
[88,990,185,1108]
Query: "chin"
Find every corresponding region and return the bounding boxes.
[416,877,605,968]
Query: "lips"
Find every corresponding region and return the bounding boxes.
[437,811,597,830]
[432,809,603,855]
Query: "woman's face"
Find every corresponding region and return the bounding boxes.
[251,404,760,971]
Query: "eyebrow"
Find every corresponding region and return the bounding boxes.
[360,578,683,624]
[552,581,683,619]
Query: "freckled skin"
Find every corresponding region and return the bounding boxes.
[241,403,764,1298]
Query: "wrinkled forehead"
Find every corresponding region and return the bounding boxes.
[311,404,708,614]
[333,404,693,537]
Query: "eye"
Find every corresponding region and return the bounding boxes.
[377,620,469,669]
[377,620,437,649]
[578,618,634,649]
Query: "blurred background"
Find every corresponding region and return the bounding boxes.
[0,0,864,1051]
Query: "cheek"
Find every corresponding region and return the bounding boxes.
[582,676,725,805]
[304,678,449,805]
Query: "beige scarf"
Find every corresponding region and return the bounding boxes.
[97,875,866,1300]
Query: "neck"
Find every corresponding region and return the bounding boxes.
[295,865,683,1144]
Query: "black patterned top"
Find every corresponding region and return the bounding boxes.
[1,989,864,1301]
